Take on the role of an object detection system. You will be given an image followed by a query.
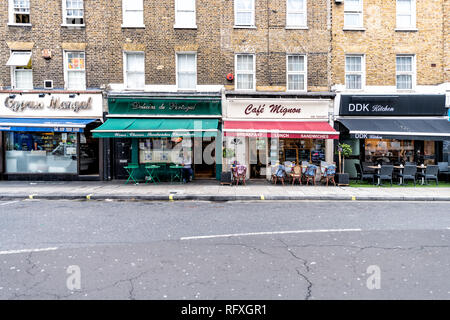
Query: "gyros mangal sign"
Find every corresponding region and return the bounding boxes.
[226,99,330,119]
[0,93,103,118]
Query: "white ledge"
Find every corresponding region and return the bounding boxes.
[7,23,32,27]
[174,25,197,29]
[343,27,366,31]
[233,25,257,29]
[61,24,85,28]
[121,25,146,29]
[285,26,308,30]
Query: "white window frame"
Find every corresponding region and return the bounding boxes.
[174,0,197,29]
[9,51,33,90]
[234,0,255,28]
[344,0,364,30]
[123,51,146,90]
[396,54,416,91]
[235,54,256,91]
[176,52,197,91]
[122,0,145,28]
[286,54,307,92]
[8,0,31,26]
[63,50,86,90]
[345,54,365,91]
[62,0,85,27]
[396,0,416,31]
[286,0,307,29]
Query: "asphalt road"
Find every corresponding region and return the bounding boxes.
[0,200,449,300]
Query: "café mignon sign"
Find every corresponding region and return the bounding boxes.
[226,99,330,119]
[0,93,103,118]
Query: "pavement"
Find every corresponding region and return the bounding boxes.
[0,180,449,201]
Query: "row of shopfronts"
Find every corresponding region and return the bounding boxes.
[0,90,448,181]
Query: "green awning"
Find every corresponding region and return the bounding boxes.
[93,118,219,138]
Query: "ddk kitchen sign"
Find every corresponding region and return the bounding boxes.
[226,99,330,119]
[0,93,103,118]
[340,95,447,116]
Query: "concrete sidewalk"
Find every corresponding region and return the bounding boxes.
[0,180,449,201]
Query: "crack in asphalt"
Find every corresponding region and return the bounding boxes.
[295,269,313,300]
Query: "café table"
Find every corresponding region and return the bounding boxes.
[144,164,160,185]
[124,163,140,185]
[417,165,427,185]
[394,165,405,185]
[170,165,185,184]
[367,165,382,185]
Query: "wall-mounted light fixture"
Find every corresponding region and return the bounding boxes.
[69,94,76,98]
[9,94,16,99]
[39,93,45,98]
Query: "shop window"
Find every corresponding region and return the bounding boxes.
[286,0,306,28]
[345,55,364,90]
[139,137,192,165]
[344,0,363,29]
[396,0,415,29]
[177,53,197,90]
[7,51,33,89]
[396,55,415,90]
[65,51,86,90]
[364,139,416,164]
[5,132,78,174]
[287,55,306,91]
[9,0,30,24]
[276,138,325,165]
[235,54,255,91]
[175,0,196,28]
[235,0,255,27]
[63,0,84,25]
[124,52,145,89]
[122,0,144,28]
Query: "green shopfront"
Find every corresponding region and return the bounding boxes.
[93,94,222,181]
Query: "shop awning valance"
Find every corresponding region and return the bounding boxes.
[92,118,219,138]
[6,51,32,66]
[223,121,339,139]
[0,118,96,133]
[338,118,450,141]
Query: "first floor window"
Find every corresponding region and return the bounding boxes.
[63,0,84,25]
[236,54,255,90]
[396,0,415,29]
[7,51,33,89]
[396,55,414,90]
[125,52,145,89]
[177,53,197,90]
[10,0,30,24]
[122,0,144,27]
[65,51,86,90]
[175,0,196,27]
[287,55,306,91]
[286,0,306,27]
[345,55,364,90]
[235,0,255,27]
[344,0,363,28]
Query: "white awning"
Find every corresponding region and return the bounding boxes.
[6,52,32,67]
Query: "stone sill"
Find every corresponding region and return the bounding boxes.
[395,28,418,32]
[285,26,308,30]
[7,23,32,27]
[174,25,197,30]
[61,24,85,28]
[121,25,146,29]
[343,27,366,31]
[234,26,257,29]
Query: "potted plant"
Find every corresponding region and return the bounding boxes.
[335,143,352,186]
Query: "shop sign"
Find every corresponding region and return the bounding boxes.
[340,95,446,116]
[351,133,383,139]
[0,93,103,118]
[226,99,330,119]
[108,98,221,116]
[225,131,339,140]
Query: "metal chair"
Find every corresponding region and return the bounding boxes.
[374,165,394,186]
[355,163,374,184]
[397,165,417,186]
[417,165,439,186]
[438,162,449,182]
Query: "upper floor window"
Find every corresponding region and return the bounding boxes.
[177,53,197,90]
[344,0,363,29]
[235,0,255,27]
[235,54,255,90]
[122,0,144,28]
[63,0,84,26]
[396,55,415,90]
[9,0,30,24]
[287,55,306,91]
[124,52,145,89]
[175,0,196,28]
[65,51,86,90]
[286,0,307,28]
[345,55,364,90]
[7,51,33,89]
[396,0,416,29]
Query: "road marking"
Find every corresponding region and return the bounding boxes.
[0,247,58,256]
[169,195,174,201]
[29,194,37,200]
[0,201,19,206]
[261,195,265,200]
[180,228,362,241]
[86,194,93,200]
[352,196,356,201]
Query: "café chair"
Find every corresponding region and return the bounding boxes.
[416,165,439,186]
[273,164,286,186]
[291,165,302,186]
[304,164,318,186]
[438,162,450,182]
[235,165,247,186]
[355,163,374,184]
[374,165,394,186]
[322,164,336,187]
[397,165,417,186]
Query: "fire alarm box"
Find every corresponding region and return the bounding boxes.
[226,73,234,81]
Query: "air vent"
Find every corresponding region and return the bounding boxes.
[44,80,53,89]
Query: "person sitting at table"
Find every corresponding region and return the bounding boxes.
[181,150,193,183]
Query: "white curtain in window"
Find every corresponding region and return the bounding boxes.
[286,0,306,27]
[126,52,145,89]
[235,0,254,26]
[397,0,413,28]
[123,0,144,26]
[345,56,363,90]
[344,0,362,28]
[287,55,305,91]
[15,69,33,89]
[176,0,195,27]
[177,54,196,89]
[236,55,254,90]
